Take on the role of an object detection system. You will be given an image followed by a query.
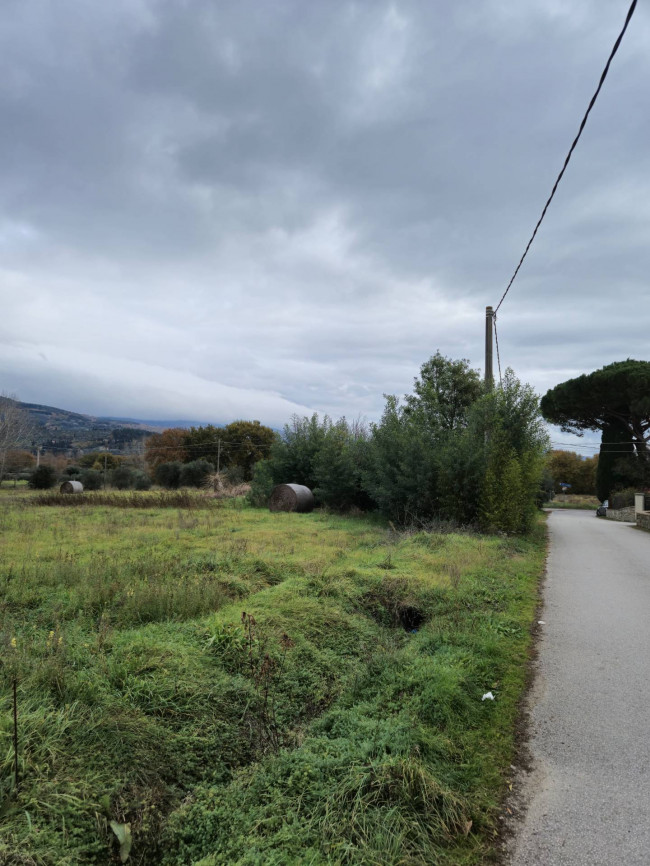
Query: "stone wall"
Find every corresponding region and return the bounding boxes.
[636,511,650,532]
[606,506,636,523]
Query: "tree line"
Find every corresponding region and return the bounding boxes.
[250,353,549,533]
[4,358,648,518]
[144,420,275,488]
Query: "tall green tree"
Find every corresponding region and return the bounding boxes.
[182,421,275,480]
[541,360,650,499]
[468,370,548,533]
[404,351,483,432]
[182,425,222,468]
[363,397,439,524]
[596,423,635,502]
[541,360,650,453]
[221,420,276,481]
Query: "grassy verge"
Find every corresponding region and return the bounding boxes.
[0,496,546,865]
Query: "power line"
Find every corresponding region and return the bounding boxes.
[495,0,637,314]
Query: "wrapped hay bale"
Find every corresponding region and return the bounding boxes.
[269,483,314,513]
[60,480,84,494]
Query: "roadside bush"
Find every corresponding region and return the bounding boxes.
[179,459,213,488]
[62,465,82,477]
[155,461,183,489]
[80,468,103,491]
[28,465,58,489]
[609,487,636,509]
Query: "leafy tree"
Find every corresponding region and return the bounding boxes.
[542,361,650,499]
[155,461,183,489]
[181,421,275,480]
[363,397,439,524]
[248,415,352,508]
[313,419,371,511]
[453,370,547,533]
[546,451,598,495]
[133,471,152,491]
[145,429,188,469]
[363,353,483,524]
[28,465,57,489]
[111,465,135,490]
[404,351,483,432]
[63,465,82,477]
[179,459,213,488]
[248,459,275,507]
[541,360,650,452]
[79,452,123,470]
[182,425,221,468]
[596,422,635,502]
[222,420,276,480]
[4,450,35,477]
[269,414,330,491]
[80,469,103,490]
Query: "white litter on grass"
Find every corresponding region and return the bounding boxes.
[482,692,495,701]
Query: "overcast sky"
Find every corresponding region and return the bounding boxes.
[1,0,647,447]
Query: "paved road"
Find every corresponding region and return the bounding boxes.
[509,509,650,866]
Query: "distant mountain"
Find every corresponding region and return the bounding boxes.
[97,417,210,429]
[17,402,202,453]
[17,401,257,454]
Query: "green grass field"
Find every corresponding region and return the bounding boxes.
[0,490,546,865]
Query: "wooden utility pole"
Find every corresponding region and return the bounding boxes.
[485,305,494,390]
[217,439,222,475]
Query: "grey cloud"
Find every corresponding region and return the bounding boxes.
[0,0,647,427]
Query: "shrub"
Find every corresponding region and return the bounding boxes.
[179,459,214,488]
[313,419,372,511]
[111,465,134,490]
[80,468,103,490]
[28,465,58,489]
[132,471,152,491]
[609,488,636,510]
[155,461,183,489]
[63,465,82,477]
[225,464,245,486]
[363,398,438,524]
[248,459,275,507]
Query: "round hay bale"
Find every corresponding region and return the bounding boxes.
[60,480,84,494]
[269,483,314,513]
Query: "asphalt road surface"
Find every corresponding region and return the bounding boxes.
[509,509,650,866]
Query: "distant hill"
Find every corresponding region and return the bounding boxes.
[18,402,208,454]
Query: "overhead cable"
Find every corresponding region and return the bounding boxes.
[495,0,637,313]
